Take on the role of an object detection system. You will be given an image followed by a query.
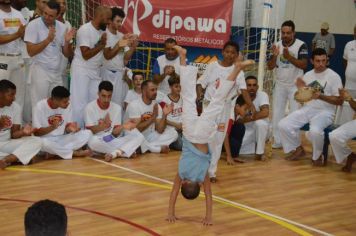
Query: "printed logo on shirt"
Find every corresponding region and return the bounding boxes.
[308,80,326,94]
[171,107,182,117]
[48,114,64,126]
[3,18,21,28]
[141,112,153,121]
[0,115,12,131]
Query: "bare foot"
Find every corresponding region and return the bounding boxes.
[342,153,356,172]
[226,155,235,165]
[210,177,217,183]
[233,157,245,163]
[312,155,325,167]
[130,152,137,158]
[104,153,113,162]
[160,145,170,154]
[286,146,305,161]
[73,149,92,157]
[0,160,8,169]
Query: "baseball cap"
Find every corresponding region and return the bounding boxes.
[321,22,329,30]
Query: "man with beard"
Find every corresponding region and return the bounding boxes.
[126,80,178,154]
[70,6,111,127]
[153,38,181,102]
[24,1,76,108]
[268,20,308,149]
[312,22,335,58]
[0,0,26,112]
[101,7,138,108]
[238,75,270,161]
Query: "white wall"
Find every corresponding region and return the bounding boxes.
[284,0,356,34]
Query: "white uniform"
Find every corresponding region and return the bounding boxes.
[70,22,104,127]
[124,89,141,106]
[161,94,183,124]
[0,8,26,109]
[152,55,181,96]
[126,97,178,153]
[60,20,72,88]
[197,61,246,178]
[0,102,42,165]
[101,30,130,107]
[340,40,356,122]
[272,39,308,146]
[84,100,144,157]
[278,68,342,160]
[32,99,92,159]
[240,91,270,155]
[24,18,67,107]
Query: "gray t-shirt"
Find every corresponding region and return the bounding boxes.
[312,33,335,55]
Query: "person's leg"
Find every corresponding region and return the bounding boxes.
[229,122,246,157]
[272,83,289,147]
[30,64,51,108]
[10,65,26,109]
[63,130,92,156]
[239,122,256,155]
[41,136,74,160]
[144,128,178,153]
[169,131,183,151]
[255,119,269,155]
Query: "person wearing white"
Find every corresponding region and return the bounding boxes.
[267,20,308,149]
[24,1,75,108]
[126,80,178,153]
[123,71,143,110]
[33,86,92,160]
[0,80,42,169]
[85,81,144,161]
[197,41,254,182]
[102,7,138,108]
[278,48,343,165]
[239,76,270,160]
[329,89,356,172]
[70,6,111,127]
[153,38,181,99]
[0,0,26,110]
[340,25,356,122]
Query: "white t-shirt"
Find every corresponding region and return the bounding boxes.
[0,7,26,54]
[303,68,342,112]
[0,102,21,142]
[161,94,183,124]
[153,55,181,95]
[197,61,246,102]
[32,99,74,137]
[343,40,356,89]
[72,22,104,69]
[24,18,66,73]
[124,89,141,104]
[84,100,122,137]
[102,30,129,71]
[126,97,162,136]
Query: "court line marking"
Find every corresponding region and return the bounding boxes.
[0,197,161,236]
[89,157,333,236]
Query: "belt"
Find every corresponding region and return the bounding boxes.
[0,52,21,57]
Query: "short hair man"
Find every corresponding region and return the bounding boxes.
[0,79,42,169]
[24,1,76,108]
[278,48,343,165]
[25,199,67,236]
[126,79,178,154]
[32,86,92,159]
[85,81,145,161]
[267,20,308,149]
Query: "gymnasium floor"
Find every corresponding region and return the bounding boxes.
[1,137,356,236]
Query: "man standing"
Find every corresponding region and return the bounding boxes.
[0,0,26,110]
[239,75,270,161]
[85,81,144,161]
[278,48,343,166]
[70,6,111,127]
[0,80,42,169]
[153,38,180,101]
[126,80,178,154]
[268,20,308,149]
[101,7,138,108]
[24,1,75,108]
[312,22,335,58]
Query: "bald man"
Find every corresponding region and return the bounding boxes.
[70,6,111,127]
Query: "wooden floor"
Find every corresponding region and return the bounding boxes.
[1,136,356,236]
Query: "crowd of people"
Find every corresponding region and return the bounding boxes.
[0,0,355,228]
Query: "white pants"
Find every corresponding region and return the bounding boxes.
[40,130,92,159]
[70,66,102,127]
[23,58,32,123]
[240,119,270,155]
[272,83,299,145]
[0,136,42,165]
[329,120,356,163]
[141,127,178,153]
[0,55,25,110]
[101,68,128,107]
[60,55,69,88]
[30,63,62,107]
[88,129,144,158]
[278,106,334,160]
[338,90,356,124]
